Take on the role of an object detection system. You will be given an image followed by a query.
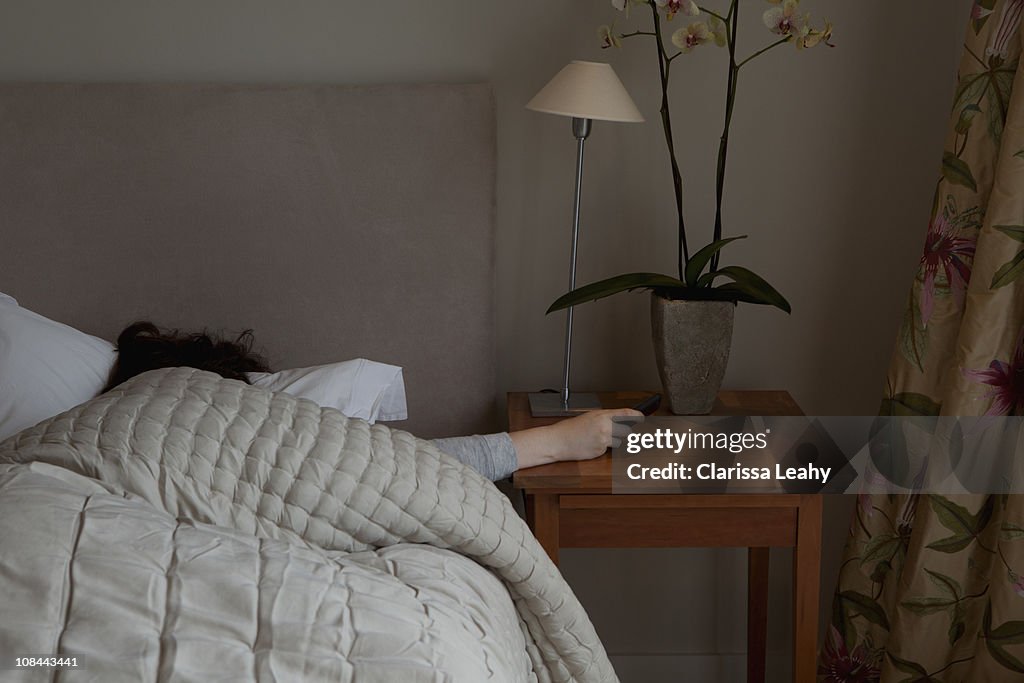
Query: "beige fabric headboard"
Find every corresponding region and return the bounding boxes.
[0,83,496,438]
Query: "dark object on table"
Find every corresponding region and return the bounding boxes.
[631,393,662,416]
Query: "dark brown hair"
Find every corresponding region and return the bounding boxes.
[104,321,272,391]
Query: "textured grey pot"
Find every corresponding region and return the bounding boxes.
[651,294,735,414]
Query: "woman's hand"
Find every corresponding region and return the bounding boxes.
[509,408,643,470]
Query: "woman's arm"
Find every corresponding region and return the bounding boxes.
[432,408,642,480]
[509,408,642,469]
[431,433,519,481]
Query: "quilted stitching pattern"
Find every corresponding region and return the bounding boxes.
[0,368,617,683]
[0,463,531,682]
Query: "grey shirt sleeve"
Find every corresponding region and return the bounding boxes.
[431,432,519,481]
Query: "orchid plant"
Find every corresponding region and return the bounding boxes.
[548,0,834,315]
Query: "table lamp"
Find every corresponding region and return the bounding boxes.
[526,60,644,417]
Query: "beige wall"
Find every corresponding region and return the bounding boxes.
[0,1,968,412]
[0,0,972,680]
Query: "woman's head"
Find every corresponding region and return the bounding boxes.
[104,321,271,391]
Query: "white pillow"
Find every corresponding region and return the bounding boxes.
[0,294,117,441]
[247,358,407,424]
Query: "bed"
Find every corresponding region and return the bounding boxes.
[0,84,616,682]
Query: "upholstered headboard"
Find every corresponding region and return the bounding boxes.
[0,83,496,438]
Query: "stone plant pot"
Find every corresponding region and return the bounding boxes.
[650,293,735,414]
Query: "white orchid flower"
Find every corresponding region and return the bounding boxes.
[763,0,807,38]
[655,0,700,21]
[598,24,623,48]
[795,19,834,50]
[671,21,713,52]
[708,15,727,47]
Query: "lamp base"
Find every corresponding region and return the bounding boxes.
[528,391,602,417]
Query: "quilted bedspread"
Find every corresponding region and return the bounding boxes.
[0,368,617,682]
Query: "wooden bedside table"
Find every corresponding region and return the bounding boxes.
[508,390,822,683]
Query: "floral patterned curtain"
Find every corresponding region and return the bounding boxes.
[821,2,1024,681]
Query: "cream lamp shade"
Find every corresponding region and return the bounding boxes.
[526,60,644,123]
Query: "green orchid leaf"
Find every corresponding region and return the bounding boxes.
[714,283,787,311]
[995,225,1024,242]
[656,287,746,303]
[942,151,978,191]
[707,266,791,313]
[1016,150,1024,159]
[992,251,1024,289]
[712,282,790,312]
[546,273,685,313]
[840,590,890,630]
[683,235,747,287]
[696,271,716,288]
[1001,523,1024,541]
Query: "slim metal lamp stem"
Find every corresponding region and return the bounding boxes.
[561,117,592,408]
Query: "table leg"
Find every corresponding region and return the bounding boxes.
[793,495,823,682]
[528,493,560,567]
[747,547,769,683]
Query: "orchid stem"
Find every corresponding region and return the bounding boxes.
[737,37,790,69]
[650,0,690,278]
[620,30,657,39]
[710,0,738,273]
[699,6,726,23]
